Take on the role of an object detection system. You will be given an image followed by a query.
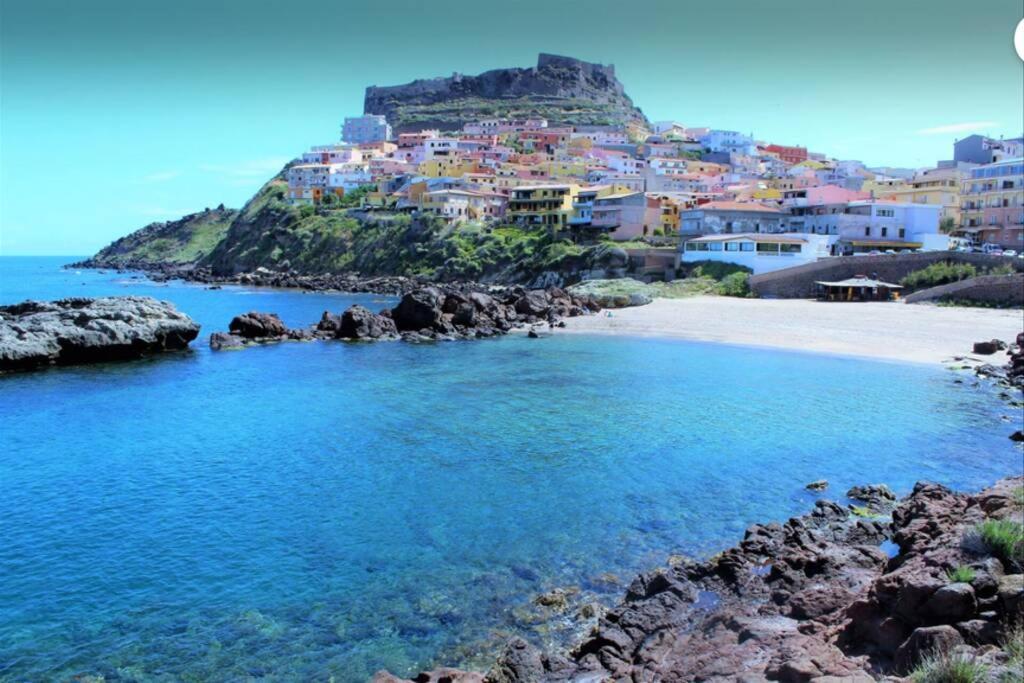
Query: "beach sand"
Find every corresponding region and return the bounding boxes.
[560,296,1024,365]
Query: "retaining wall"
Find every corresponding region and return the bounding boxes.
[902,273,1024,306]
[749,252,1022,299]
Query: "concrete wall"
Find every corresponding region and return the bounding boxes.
[902,273,1024,306]
[749,252,1023,298]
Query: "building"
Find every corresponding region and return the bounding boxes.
[681,233,831,274]
[286,163,330,202]
[875,166,968,223]
[700,130,756,156]
[959,158,1024,249]
[953,135,1024,165]
[342,115,392,144]
[420,189,505,224]
[507,184,579,229]
[590,192,660,241]
[680,201,789,237]
[763,144,808,165]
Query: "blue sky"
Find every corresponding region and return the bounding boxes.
[2,0,1022,255]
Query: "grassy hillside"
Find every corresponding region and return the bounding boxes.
[87,206,238,266]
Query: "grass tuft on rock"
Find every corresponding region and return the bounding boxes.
[910,650,989,683]
[945,565,976,584]
[976,519,1024,567]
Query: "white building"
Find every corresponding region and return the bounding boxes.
[327,164,372,192]
[681,233,832,274]
[342,115,392,144]
[700,130,756,156]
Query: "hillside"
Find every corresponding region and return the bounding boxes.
[84,206,238,267]
[364,53,649,134]
[84,175,633,286]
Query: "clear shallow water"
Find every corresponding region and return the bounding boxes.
[1,256,1020,681]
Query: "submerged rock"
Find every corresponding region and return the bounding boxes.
[0,296,199,372]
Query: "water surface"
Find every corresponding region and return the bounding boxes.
[1,257,1019,681]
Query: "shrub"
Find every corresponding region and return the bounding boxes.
[1014,487,1024,509]
[298,203,316,219]
[910,650,989,683]
[945,565,976,583]
[684,260,753,281]
[716,271,750,297]
[977,519,1024,567]
[900,261,977,290]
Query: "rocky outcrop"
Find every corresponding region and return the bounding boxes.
[0,297,200,373]
[210,285,607,349]
[364,53,649,133]
[378,477,1024,682]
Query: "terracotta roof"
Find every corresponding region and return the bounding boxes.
[690,201,783,213]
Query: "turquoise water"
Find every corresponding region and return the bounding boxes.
[1,256,1020,681]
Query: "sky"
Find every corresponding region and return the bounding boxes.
[1,0,1022,255]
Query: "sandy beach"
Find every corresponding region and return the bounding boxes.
[561,296,1024,365]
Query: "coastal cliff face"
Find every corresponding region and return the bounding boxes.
[364,53,649,133]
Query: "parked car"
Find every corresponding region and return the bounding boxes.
[1002,250,1018,257]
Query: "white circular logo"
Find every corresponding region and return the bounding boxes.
[1016,18,1024,61]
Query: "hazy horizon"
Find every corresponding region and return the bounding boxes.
[2,0,1022,255]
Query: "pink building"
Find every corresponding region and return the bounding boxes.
[591,192,661,240]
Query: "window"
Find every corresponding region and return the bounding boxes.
[780,243,802,254]
[898,228,905,238]
[864,227,871,236]
[710,243,724,251]
[740,242,755,251]
[725,242,740,251]
[756,242,780,255]
[881,227,888,237]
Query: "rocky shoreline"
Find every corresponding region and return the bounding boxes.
[208,283,604,348]
[0,297,200,373]
[372,341,1024,682]
[376,477,1023,682]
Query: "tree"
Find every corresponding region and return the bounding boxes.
[939,216,957,234]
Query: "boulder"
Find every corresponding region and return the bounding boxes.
[846,484,897,510]
[806,480,829,491]
[997,574,1023,616]
[0,296,200,372]
[209,332,246,350]
[923,582,976,622]
[973,339,1005,355]
[228,312,288,338]
[392,287,443,331]
[487,637,545,683]
[514,290,551,317]
[337,305,398,340]
[894,625,964,673]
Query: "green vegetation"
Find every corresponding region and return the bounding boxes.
[1013,487,1024,508]
[850,506,886,519]
[945,565,976,583]
[682,261,752,281]
[716,271,751,297]
[1004,625,1024,683]
[901,262,978,290]
[976,519,1024,567]
[910,650,989,683]
[88,207,237,266]
[939,217,957,234]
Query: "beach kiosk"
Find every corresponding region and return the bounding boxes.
[814,276,903,302]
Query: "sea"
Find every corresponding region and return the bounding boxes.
[1,255,1020,681]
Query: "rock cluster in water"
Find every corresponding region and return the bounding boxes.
[376,477,1024,682]
[0,297,200,373]
[209,284,603,349]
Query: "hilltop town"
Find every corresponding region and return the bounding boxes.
[85,55,1024,292]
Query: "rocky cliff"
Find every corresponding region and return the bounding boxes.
[364,53,649,133]
[83,206,238,268]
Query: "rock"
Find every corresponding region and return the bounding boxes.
[895,625,964,673]
[392,287,444,332]
[806,479,829,491]
[228,312,288,339]
[337,305,398,340]
[514,290,551,317]
[1010,430,1024,442]
[527,329,540,339]
[997,574,1023,616]
[846,484,897,511]
[924,582,976,622]
[486,637,545,683]
[0,297,199,372]
[209,332,245,350]
[973,340,1003,355]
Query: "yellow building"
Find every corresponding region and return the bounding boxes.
[876,168,965,223]
[416,158,482,179]
[508,184,580,229]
